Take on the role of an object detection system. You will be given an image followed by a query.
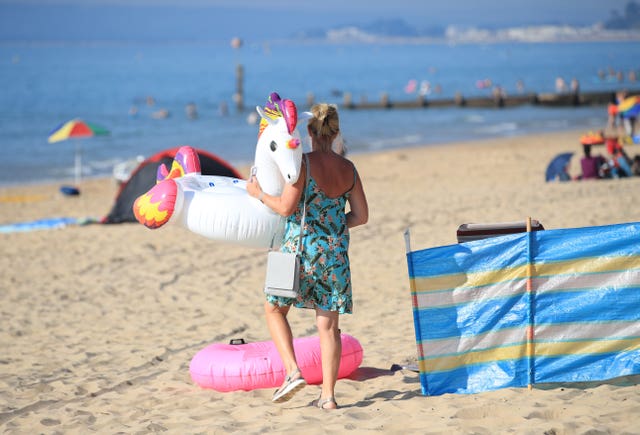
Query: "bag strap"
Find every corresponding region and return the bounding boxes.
[297,154,310,254]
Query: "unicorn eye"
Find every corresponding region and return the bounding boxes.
[270,141,277,152]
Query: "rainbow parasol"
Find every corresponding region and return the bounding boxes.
[48,119,110,185]
[48,118,109,143]
[617,96,640,118]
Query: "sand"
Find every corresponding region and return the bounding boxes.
[1,129,640,434]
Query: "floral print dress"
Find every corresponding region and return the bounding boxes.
[266,159,356,314]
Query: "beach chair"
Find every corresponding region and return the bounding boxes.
[456,219,544,243]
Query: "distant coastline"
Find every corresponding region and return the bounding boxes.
[297,3,640,45]
[3,23,640,46]
[312,25,640,45]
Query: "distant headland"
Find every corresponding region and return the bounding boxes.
[293,1,640,44]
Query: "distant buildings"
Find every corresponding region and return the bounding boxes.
[605,1,640,30]
[301,11,640,44]
[442,24,640,43]
[316,23,640,44]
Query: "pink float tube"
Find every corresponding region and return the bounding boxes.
[189,334,363,392]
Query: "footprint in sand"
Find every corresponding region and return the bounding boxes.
[40,418,60,426]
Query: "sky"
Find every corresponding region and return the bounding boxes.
[0,0,632,42]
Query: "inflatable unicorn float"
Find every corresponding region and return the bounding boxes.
[133,92,309,248]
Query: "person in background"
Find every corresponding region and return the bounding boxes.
[555,76,567,93]
[570,78,580,105]
[570,78,580,94]
[631,155,640,176]
[615,90,637,138]
[606,137,633,178]
[185,102,198,119]
[607,99,619,132]
[247,103,369,410]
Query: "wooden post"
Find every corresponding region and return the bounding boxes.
[526,216,534,390]
[380,92,390,108]
[234,64,244,112]
[343,92,353,109]
[306,92,315,108]
[404,228,412,254]
[74,141,82,186]
[417,93,428,107]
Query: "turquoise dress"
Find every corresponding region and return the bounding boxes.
[266,159,356,314]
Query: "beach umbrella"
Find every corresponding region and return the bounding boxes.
[618,96,640,118]
[545,152,573,182]
[48,118,110,185]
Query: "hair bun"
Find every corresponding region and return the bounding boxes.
[316,105,328,122]
[309,103,339,139]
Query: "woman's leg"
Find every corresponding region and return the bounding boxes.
[264,301,298,375]
[316,308,341,409]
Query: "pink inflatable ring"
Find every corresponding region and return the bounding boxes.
[189,334,363,392]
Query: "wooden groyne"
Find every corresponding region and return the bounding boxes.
[327,88,639,110]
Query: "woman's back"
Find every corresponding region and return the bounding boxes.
[306,151,355,198]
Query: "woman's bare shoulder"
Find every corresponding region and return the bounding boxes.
[307,152,355,196]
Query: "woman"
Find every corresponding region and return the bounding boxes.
[247,103,368,409]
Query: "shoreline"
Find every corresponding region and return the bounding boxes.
[2,127,640,230]
[2,128,640,433]
[0,119,617,190]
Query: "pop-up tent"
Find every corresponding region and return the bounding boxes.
[103,147,242,224]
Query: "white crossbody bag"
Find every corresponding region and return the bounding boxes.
[263,155,310,298]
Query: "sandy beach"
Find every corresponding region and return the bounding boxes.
[2,129,640,434]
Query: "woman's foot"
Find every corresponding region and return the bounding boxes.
[314,396,338,410]
[272,368,306,403]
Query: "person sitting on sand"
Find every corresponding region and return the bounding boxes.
[610,149,633,178]
[247,103,369,410]
[631,155,640,176]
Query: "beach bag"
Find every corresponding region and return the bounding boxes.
[264,251,301,298]
[264,155,310,298]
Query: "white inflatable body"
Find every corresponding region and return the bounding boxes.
[133,93,309,249]
[171,175,285,248]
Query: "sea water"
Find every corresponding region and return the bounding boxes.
[0,40,638,186]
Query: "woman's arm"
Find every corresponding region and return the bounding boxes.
[346,170,368,228]
[246,162,306,217]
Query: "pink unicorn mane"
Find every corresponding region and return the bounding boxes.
[258,92,298,138]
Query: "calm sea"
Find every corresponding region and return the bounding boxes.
[1,40,638,186]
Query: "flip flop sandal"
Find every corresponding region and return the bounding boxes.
[314,396,338,410]
[272,368,306,403]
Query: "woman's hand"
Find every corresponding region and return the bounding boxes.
[246,162,305,216]
[246,173,263,200]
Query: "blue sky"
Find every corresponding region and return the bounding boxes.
[0,0,631,42]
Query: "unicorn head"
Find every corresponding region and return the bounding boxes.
[254,92,310,196]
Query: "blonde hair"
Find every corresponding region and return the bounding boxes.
[308,104,340,151]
